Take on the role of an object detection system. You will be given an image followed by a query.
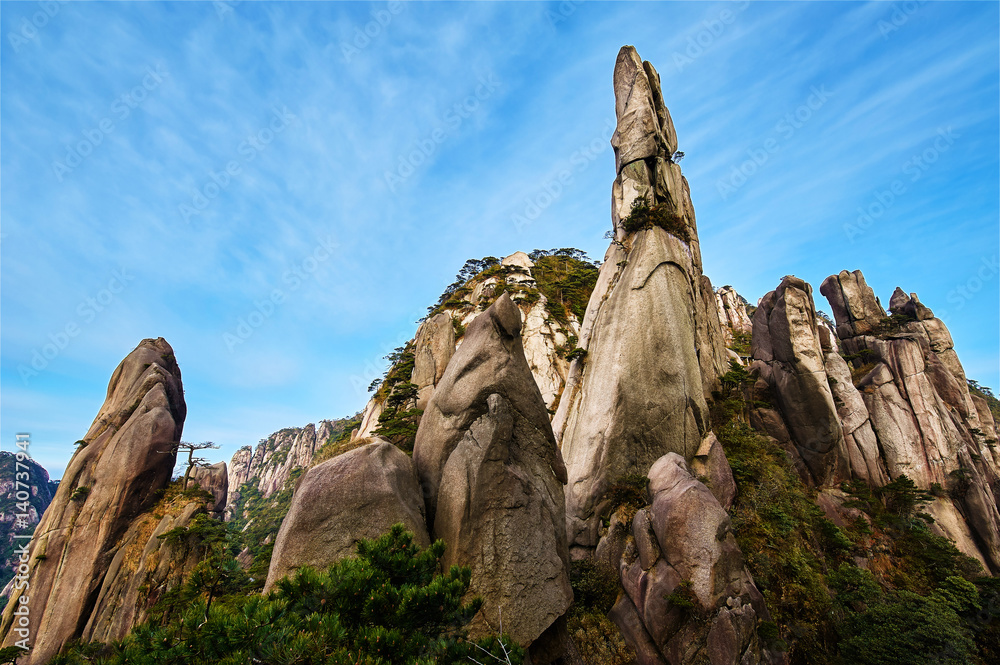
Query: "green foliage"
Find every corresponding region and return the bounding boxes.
[227,474,301,582]
[728,331,752,356]
[54,525,522,665]
[619,197,691,242]
[838,589,976,665]
[665,580,697,610]
[70,486,91,502]
[529,249,599,324]
[312,417,364,466]
[871,313,915,338]
[373,347,422,452]
[601,474,649,524]
[568,559,619,617]
[0,646,25,664]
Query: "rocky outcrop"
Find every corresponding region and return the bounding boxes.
[191,462,228,517]
[264,440,429,591]
[716,286,753,346]
[751,277,848,485]
[819,270,885,339]
[82,498,208,644]
[412,312,455,411]
[820,277,1000,571]
[554,46,735,554]
[0,338,186,664]
[413,293,572,648]
[0,454,55,592]
[225,419,346,515]
[609,453,773,665]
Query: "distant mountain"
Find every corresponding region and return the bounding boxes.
[0,452,56,591]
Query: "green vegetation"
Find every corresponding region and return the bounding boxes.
[566,559,633,665]
[717,387,1000,664]
[227,471,304,583]
[620,197,691,242]
[529,248,599,324]
[373,346,422,452]
[51,525,522,665]
[70,486,91,502]
[312,417,364,466]
[728,331,752,357]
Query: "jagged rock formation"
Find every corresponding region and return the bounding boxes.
[716,286,753,346]
[82,496,209,644]
[750,276,849,486]
[225,419,347,516]
[0,338,186,664]
[554,45,729,553]
[0,454,56,592]
[751,271,1000,572]
[191,462,228,517]
[353,250,585,441]
[609,453,773,665]
[414,293,573,648]
[264,440,429,591]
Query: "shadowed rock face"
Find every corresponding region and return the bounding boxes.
[264,440,429,591]
[751,277,848,486]
[0,338,186,664]
[412,312,456,411]
[819,276,1000,571]
[83,500,208,644]
[610,453,774,665]
[554,45,727,554]
[414,293,572,648]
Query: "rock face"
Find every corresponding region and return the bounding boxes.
[0,338,186,664]
[225,419,347,516]
[609,453,772,665]
[82,499,208,644]
[264,440,429,591]
[191,462,228,517]
[751,276,849,486]
[716,286,753,346]
[754,271,1000,571]
[0,454,55,592]
[412,312,456,411]
[554,45,728,553]
[352,251,583,442]
[413,293,572,648]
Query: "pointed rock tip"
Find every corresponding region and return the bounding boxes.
[489,292,521,338]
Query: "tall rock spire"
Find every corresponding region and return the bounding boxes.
[553,45,729,554]
[0,339,186,664]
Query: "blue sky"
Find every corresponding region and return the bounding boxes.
[2,0,997,480]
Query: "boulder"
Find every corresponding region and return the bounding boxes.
[264,440,429,591]
[819,270,885,339]
[413,293,564,518]
[610,453,773,664]
[414,293,572,648]
[0,338,186,664]
[191,462,228,516]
